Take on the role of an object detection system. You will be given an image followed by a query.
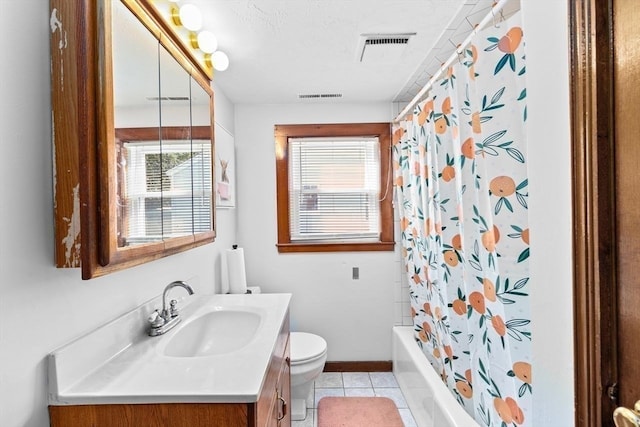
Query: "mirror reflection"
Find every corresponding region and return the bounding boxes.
[191,77,213,233]
[111,0,214,249]
[159,44,193,241]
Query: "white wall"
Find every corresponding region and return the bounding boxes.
[522,2,575,426]
[0,2,237,425]
[234,103,398,361]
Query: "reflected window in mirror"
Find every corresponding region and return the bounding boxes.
[116,127,212,247]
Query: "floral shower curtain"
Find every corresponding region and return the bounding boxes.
[393,11,531,427]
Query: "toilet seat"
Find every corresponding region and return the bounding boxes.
[290,332,327,365]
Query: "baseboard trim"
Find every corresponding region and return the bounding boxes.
[323,361,392,372]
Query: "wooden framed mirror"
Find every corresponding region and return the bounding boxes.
[50,0,216,279]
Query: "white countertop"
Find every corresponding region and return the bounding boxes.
[48,293,291,405]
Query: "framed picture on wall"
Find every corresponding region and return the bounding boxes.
[215,123,236,209]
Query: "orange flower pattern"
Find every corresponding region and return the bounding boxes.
[393,13,531,427]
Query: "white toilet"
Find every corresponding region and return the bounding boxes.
[241,286,328,421]
[289,331,328,421]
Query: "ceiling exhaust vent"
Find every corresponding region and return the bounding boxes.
[298,93,343,99]
[357,33,416,62]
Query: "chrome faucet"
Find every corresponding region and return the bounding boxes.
[148,280,195,337]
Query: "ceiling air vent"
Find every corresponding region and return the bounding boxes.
[357,33,416,62]
[366,37,411,46]
[298,93,343,100]
[146,96,190,101]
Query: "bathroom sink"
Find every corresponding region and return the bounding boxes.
[163,308,262,357]
[48,293,292,405]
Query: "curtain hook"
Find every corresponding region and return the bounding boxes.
[491,1,500,28]
[449,40,463,64]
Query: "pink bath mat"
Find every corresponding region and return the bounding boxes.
[317,396,404,427]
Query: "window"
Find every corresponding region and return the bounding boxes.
[275,123,394,253]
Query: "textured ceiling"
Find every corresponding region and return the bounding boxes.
[163,0,521,109]
[394,0,521,104]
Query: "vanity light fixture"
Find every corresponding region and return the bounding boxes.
[208,50,229,71]
[171,3,202,32]
[161,0,230,73]
[193,30,218,54]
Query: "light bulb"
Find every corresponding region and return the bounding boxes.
[179,4,202,31]
[197,31,218,54]
[212,51,229,71]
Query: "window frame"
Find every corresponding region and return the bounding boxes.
[274,122,394,253]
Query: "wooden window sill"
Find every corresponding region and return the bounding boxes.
[276,242,395,253]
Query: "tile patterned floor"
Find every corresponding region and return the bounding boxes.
[291,372,418,427]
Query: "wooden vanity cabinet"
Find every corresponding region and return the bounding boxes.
[257,319,291,427]
[49,313,291,427]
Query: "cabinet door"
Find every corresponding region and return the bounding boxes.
[262,388,278,427]
[276,341,291,427]
[111,0,162,249]
[256,357,280,427]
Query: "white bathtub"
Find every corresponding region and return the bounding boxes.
[392,326,480,427]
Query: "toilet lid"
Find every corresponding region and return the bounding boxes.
[290,332,327,363]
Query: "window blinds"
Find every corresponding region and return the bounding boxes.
[122,140,211,245]
[288,137,380,242]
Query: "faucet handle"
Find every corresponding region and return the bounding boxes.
[169,299,179,318]
[148,310,165,328]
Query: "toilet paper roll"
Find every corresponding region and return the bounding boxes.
[226,247,248,294]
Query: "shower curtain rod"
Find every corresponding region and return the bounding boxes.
[393,0,512,123]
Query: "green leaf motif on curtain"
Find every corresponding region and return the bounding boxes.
[482,87,506,111]
[516,192,528,210]
[440,197,450,212]
[518,382,533,397]
[494,53,517,75]
[518,64,526,76]
[489,377,503,399]
[517,248,530,263]
[496,277,530,305]
[479,130,526,163]
[469,238,483,271]
[494,196,513,215]
[505,319,532,342]
[478,358,490,385]
[485,37,501,51]
[439,70,456,89]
